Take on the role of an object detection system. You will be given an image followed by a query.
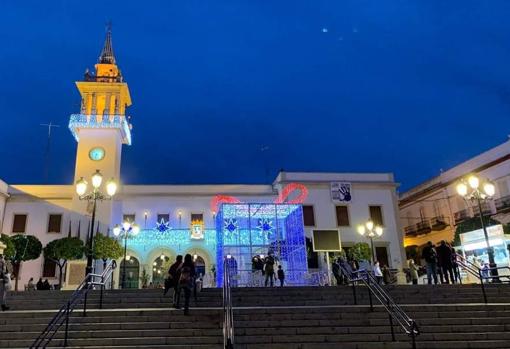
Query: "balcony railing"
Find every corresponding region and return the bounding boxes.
[404,225,417,237]
[416,221,432,235]
[454,209,470,225]
[404,216,450,237]
[472,202,492,217]
[495,195,510,213]
[430,216,449,231]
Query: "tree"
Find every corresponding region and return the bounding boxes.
[43,237,84,288]
[93,234,123,269]
[452,216,499,247]
[348,242,371,261]
[0,234,15,259]
[10,234,43,291]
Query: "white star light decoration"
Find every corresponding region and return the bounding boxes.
[224,218,238,236]
[257,218,273,237]
[155,219,171,232]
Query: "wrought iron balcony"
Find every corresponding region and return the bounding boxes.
[416,221,432,235]
[404,225,417,237]
[430,216,449,231]
[454,209,470,225]
[472,202,493,217]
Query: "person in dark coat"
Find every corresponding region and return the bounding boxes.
[264,253,276,287]
[175,254,196,315]
[167,255,183,306]
[277,265,285,287]
[421,241,438,285]
[451,248,461,283]
[332,259,342,285]
[436,240,454,284]
[36,278,44,290]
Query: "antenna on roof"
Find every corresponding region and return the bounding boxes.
[40,122,60,182]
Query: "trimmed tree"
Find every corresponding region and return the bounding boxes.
[0,234,15,259]
[43,237,85,289]
[10,234,43,291]
[93,234,123,267]
[348,242,372,261]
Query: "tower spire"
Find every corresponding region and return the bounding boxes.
[99,22,116,64]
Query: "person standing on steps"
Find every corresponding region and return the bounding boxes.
[167,255,183,307]
[436,240,454,284]
[373,261,383,285]
[422,241,438,285]
[409,259,419,285]
[264,252,275,287]
[332,258,342,285]
[0,254,10,311]
[277,265,285,287]
[451,248,461,283]
[175,254,196,315]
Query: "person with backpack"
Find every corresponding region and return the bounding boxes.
[166,255,183,307]
[422,241,438,285]
[175,254,196,315]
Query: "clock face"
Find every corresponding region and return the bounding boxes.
[89,147,105,161]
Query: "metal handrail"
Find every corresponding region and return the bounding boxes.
[223,257,235,349]
[30,261,115,348]
[339,263,419,349]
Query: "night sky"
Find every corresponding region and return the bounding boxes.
[1,1,509,191]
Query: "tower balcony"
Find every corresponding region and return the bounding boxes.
[69,114,132,145]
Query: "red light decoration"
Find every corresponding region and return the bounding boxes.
[211,183,308,212]
[274,183,308,204]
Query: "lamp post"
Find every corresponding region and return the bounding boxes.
[76,169,118,275]
[456,174,498,277]
[113,221,140,289]
[357,220,383,264]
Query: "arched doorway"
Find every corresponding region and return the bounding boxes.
[152,254,171,287]
[119,256,140,289]
[194,255,206,277]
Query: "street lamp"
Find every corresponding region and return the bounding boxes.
[113,221,140,289]
[357,220,383,264]
[76,169,117,275]
[456,174,498,276]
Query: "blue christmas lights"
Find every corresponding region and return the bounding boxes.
[69,113,132,145]
[155,219,171,232]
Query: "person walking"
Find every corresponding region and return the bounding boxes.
[409,259,419,285]
[0,254,9,311]
[175,254,196,315]
[277,265,285,287]
[373,261,383,285]
[422,241,438,285]
[264,253,275,287]
[436,240,454,284]
[167,255,183,307]
[451,248,461,283]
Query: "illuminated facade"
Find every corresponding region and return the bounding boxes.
[0,30,406,289]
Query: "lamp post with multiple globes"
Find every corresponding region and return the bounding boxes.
[76,169,118,275]
[113,221,140,289]
[357,220,383,264]
[456,174,498,277]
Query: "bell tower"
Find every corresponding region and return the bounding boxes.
[70,26,132,227]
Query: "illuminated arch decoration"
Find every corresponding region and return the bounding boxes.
[210,183,308,212]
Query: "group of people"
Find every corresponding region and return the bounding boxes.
[331,257,395,285]
[421,240,461,285]
[252,252,286,287]
[163,254,197,315]
[26,277,52,291]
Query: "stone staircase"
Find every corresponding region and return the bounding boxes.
[1,284,509,348]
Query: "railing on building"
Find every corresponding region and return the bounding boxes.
[339,263,419,349]
[495,195,510,213]
[404,216,450,237]
[454,209,470,225]
[30,261,115,348]
[472,202,493,217]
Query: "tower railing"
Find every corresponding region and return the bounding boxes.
[30,261,115,348]
[223,257,235,349]
[339,262,419,349]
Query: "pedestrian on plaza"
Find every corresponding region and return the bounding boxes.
[422,241,438,285]
[43,279,51,290]
[481,263,490,280]
[264,253,276,287]
[27,277,36,291]
[36,278,44,290]
[409,259,419,285]
[277,265,285,287]
[175,254,196,315]
[382,264,393,284]
[373,261,383,284]
[332,258,342,285]
[0,254,10,311]
[436,240,455,284]
[167,255,183,307]
[451,248,461,283]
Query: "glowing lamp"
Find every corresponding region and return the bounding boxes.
[75,177,88,196]
[468,175,479,189]
[226,254,232,259]
[132,224,140,235]
[91,170,103,189]
[122,221,131,231]
[160,254,165,260]
[112,224,121,236]
[375,226,383,237]
[456,183,468,197]
[126,255,131,261]
[366,220,374,231]
[106,178,117,197]
[483,182,495,197]
[357,225,366,236]
[193,254,198,261]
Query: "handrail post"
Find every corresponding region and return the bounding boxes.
[410,321,417,349]
[387,298,395,342]
[479,269,488,304]
[83,277,89,317]
[64,301,70,347]
[351,280,357,305]
[367,273,373,312]
[100,274,104,310]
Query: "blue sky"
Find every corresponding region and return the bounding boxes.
[1,1,509,191]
